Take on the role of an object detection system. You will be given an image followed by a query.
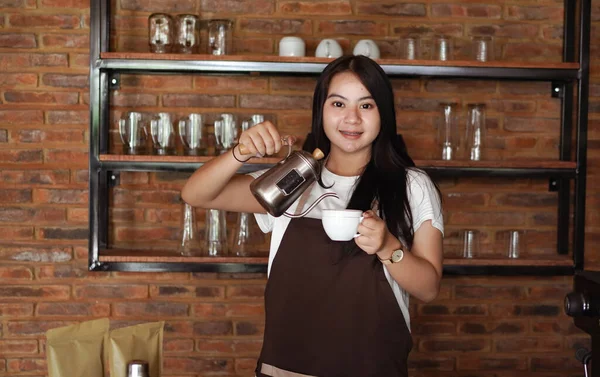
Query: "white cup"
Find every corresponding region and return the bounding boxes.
[353,39,380,59]
[322,209,364,241]
[315,39,343,58]
[279,36,306,57]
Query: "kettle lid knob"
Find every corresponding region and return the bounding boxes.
[312,148,324,160]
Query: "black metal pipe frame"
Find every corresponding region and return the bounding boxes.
[573,0,590,270]
[88,0,590,275]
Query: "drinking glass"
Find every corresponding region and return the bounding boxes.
[178,113,205,155]
[118,111,147,155]
[179,202,203,256]
[241,114,264,133]
[150,112,175,155]
[214,113,238,153]
[472,36,493,62]
[437,103,459,160]
[462,230,480,259]
[402,35,421,60]
[175,14,200,54]
[207,19,233,55]
[204,209,228,256]
[507,230,523,259]
[231,212,265,256]
[465,104,486,161]
[148,13,174,53]
[433,35,453,61]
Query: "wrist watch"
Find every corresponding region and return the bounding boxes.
[377,248,404,265]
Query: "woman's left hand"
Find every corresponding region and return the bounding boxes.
[355,210,396,255]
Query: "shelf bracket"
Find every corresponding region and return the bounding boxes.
[108,171,120,187]
[109,73,120,90]
[548,177,559,192]
[551,82,564,98]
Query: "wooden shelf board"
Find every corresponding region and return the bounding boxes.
[100,52,579,70]
[99,154,576,170]
[99,249,571,267]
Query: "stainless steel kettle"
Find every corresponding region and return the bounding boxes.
[240,144,338,217]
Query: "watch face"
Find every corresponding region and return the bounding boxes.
[391,249,403,263]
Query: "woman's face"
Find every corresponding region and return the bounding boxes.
[322,71,381,159]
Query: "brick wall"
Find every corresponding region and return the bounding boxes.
[0,0,598,376]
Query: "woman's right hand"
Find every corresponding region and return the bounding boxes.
[235,121,294,160]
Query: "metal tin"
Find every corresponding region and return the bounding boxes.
[250,150,320,217]
[127,360,149,377]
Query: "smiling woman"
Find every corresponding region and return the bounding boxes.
[180,55,444,377]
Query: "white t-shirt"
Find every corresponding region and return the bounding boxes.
[248,166,444,330]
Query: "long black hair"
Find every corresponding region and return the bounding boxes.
[309,55,421,249]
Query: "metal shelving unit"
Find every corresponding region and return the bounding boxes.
[88,0,590,275]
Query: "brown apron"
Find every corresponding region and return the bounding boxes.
[256,217,412,377]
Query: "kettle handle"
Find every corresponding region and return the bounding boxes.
[282,192,339,218]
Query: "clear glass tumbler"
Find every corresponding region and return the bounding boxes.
[433,35,453,61]
[148,13,174,53]
[437,103,459,160]
[465,104,486,161]
[179,202,203,256]
[175,14,200,54]
[472,36,494,62]
[204,209,228,256]
[178,113,205,155]
[402,35,421,60]
[207,19,233,55]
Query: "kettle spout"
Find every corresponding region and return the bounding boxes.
[283,192,339,218]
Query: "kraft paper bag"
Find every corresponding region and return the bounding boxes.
[46,318,109,377]
[106,321,164,377]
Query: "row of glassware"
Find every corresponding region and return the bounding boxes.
[148,13,232,55]
[147,12,494,62]
[462,229,524,259]
[437,103,486,161]
[118,111,263,155]
[179,203,267,257]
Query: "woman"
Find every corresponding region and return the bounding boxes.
[181,55,443,377]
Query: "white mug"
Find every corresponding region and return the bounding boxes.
[279,36,306,57]
[353,39,380,59]
[322,209,364,241]
[315,39,343,58]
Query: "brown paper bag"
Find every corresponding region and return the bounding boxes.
[106,321,164,377]
[46,318,109,377]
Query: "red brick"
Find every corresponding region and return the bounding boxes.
[457,355,527,371]
[72,284,148,299]
[200,0,272,14]
[0,189,32,203]
[44,149,88,164]
[194,321,233,336]
[36,265,109,280]
[0,110,44,124]
[0,246,72,262]
[239,19,312,35]
[431,4,501,18]
[121,0,196,12]
[0,266,33,280]
[0,53,68,69]
[15,129,84,143]
[411,322,456,336]
[7,358,46,372]
[235,320,264,336]
[409,356,455,371]
[163,356,234,374]
[0,33,37,48]
[419,338,490,352]
[0,226,34,240]
[0,149,43,163]
[317,20,387,36]
[458,320,527,335]
[42,73,88,88]
[41,33,89,49]
[164,338,194,353]
[162,94,235,108]
[36,302,110,316]
[150,285,224,299]
[194,76,268,92]
[113,302,189,317]
[226,285,266,299]
[0,170,70,185]
[41,0,88,8]
[0,285,70,300]
[507,6,563,21]
[357,3,425,17]
[46,110,88,124]
[0,73,38,87]
[33,189,87,204]
[4,91,79,104]
[494,337,562,352]
[0,303,34,316]
[240,94,311,110]
[38,227,88,240]
[111,92,158,107]
[8,14,80,28]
